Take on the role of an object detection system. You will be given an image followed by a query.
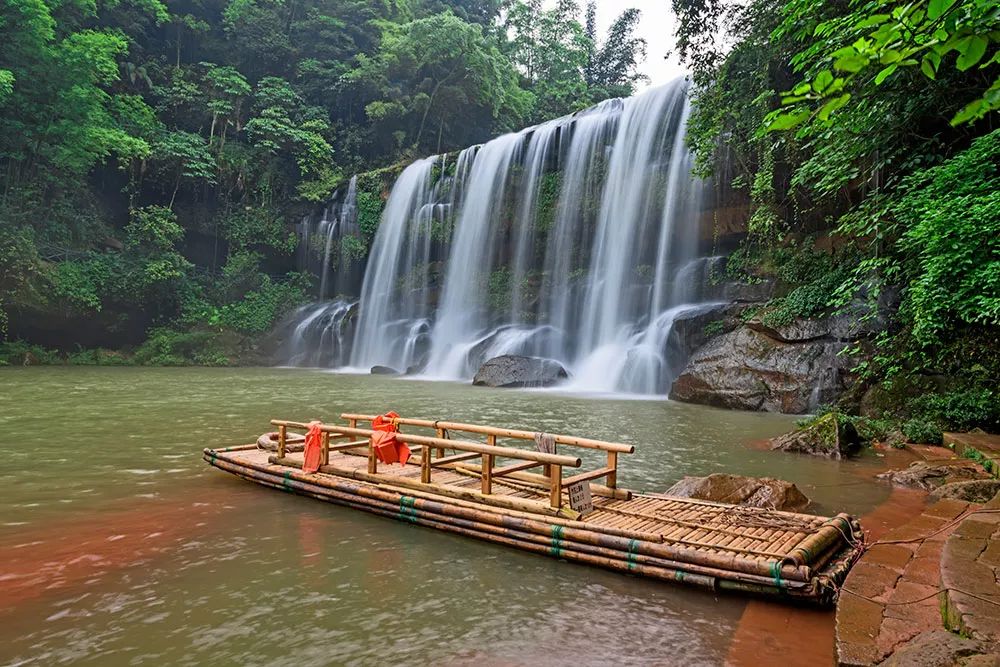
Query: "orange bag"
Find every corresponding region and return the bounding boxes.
[303,422,323,473]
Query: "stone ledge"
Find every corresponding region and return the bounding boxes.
[941,503,1000,644]
[836,499,976,666]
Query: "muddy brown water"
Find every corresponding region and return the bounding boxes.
[0,367,893,665]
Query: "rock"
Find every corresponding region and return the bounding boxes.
[881,630,991,667]
[664,473,810,512]
[930,480,1000,504]
[746,316,831,343]
[370,365,400,375]
[769,413,863,459]
[472,355,569,388]
[877,459,992,491]
[669,326,854,413]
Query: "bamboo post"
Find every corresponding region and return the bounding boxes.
[421,445,431,484]
[606,451,617,489]
[482,453,493,495]
[435,426,448,459]
[321,431,330,466]
[278,424,287,459]
[550,464,562,509]
[367,436,377,474]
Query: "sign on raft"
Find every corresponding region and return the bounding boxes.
[568,481,593,515]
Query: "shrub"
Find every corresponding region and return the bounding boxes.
[902,418,943,445]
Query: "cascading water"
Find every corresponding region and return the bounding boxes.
[283,77,720,395]
[350,157,444,372]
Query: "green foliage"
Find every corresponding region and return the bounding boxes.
[210,274,309,334]
[767,0,1000,131]
[356,190,385,242]
[0,341,62,366]
[908,388,1000,433]
[133,328,229,366]
[702,320,726,337]
[902,418,943,445]
[893,129,999,349]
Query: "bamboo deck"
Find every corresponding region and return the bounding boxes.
[204,414,865,605]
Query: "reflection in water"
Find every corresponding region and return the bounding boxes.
[0,368,889,665]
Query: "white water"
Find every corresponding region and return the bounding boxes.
[285,77,716,395]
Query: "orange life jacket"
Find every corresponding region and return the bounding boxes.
[303,422,323,473]
[372,411,401,433]
[370,412,410,466]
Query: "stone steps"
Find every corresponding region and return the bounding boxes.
[945,432,1000,478]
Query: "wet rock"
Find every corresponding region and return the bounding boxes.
[669,326,852,413]
[769,412,863,459]
[746,316,831,343]
[370,365,400,375]
[930,480,1000,504]
[472,355,568,388]
[664,473,810,512]
[880,630,992,667]
[877,459,992,491]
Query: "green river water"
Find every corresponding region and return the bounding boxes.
[0,368,890,666]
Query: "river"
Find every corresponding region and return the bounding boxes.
[0,368,890,665]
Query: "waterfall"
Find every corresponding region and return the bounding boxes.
[423,133,524,378]
[350,157,440,372]
[282,77,715,396]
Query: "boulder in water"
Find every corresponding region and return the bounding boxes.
[473,355,568,388]
[665,473,810,512]
[370,365,401,376]
[769,413,862,459]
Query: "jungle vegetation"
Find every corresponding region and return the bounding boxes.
[672,0,998,437]
[0,0,646,357]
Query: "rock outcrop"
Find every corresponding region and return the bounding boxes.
[877,459,993,491]
[669,325,852,413]
[472,355,569,388]
[769,413,863,459]
[664,473,810,512]
[370,365,400,375]
[929,479,1000,503]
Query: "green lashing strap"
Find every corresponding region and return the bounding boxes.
[770,561,783,590]
[282,470,293,491]
[550,525,564,557]
[398,496,418,523]
[626,539,640,570]
[209,451,217,465]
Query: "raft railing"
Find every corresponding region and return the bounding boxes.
[340,413,634,501]
[269,416,633,515]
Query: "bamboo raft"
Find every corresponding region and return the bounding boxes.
[204,413,865,605]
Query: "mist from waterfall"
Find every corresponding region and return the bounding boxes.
[285,77,715,395]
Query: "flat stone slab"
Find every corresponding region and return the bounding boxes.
[941,506,1000,643]
[836,499,975,666]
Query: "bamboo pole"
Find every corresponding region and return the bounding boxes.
[277,424,287,459]
[421,445,431,484]
[321,431,330,466]
[606,451,617,489]
[271,420,581,468]
[455,464,630,501]
[550,464,562,509]
[339,413,634,454]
